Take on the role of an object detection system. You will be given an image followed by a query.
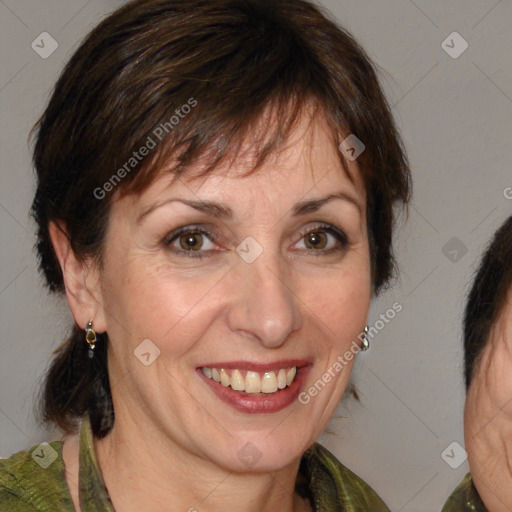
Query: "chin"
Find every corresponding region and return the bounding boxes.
[205,428,315,474]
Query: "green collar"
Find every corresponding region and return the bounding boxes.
[79,414,114,512]
[441,473,488,511]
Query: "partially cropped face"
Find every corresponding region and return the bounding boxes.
[93,110,371,472]
[465,288,512,511]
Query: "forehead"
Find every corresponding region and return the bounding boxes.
[126,110,365,214]
[475,286,512,375]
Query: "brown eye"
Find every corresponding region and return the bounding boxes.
[295,224,348,255]
[178,232,204,251]
[304,231,328,250]
[165,226,217,258]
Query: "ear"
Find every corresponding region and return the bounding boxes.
[48,221,107,333]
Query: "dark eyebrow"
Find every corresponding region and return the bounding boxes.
[137,199,233,224]
[291,192,362,216]
[136,191,361,225]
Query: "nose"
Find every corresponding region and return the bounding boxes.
[226,254,303,349]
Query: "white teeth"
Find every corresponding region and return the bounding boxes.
[286,367,296,386]
[231,369,245,391]
[277,369,287,389]
[201,366,298,394]
[261,371,277,393]
[220,368,230,387]
[245,371,261,393]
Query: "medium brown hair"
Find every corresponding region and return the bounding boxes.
[464,216,512,389]
[31,0,411,437]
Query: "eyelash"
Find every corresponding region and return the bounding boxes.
[164,224,349,259]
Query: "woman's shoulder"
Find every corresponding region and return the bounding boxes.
[0,440,73,511]
[441,473,488,511]
[301,442,391,511]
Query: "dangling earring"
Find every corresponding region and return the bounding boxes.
[361,325,370,351]
[85,320,97,359]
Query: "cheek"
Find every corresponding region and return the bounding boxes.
[487,356,512,419]
[297,261,371,337]
[464,350,511,437]
[101,254,230,354]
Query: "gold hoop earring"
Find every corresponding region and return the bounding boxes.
[85,320,97,359]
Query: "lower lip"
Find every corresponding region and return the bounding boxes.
[197,367,311,414]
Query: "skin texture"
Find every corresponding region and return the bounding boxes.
[50,109,371,512]
[465,289,512,511]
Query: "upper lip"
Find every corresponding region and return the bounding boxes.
[197,359,311,372]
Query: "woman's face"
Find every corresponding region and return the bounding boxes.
[92,111,371,472]
[465,289,512,510]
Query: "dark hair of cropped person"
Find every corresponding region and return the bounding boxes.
[463,216,512,390]
[30,0,411,438]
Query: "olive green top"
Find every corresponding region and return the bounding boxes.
[441,473,488,511]
[0,414,390,511]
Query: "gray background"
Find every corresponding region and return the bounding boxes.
[0,1,510,510]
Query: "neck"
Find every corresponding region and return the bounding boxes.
[93,406,311,512]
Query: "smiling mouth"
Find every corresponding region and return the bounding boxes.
[200,366,298,395]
